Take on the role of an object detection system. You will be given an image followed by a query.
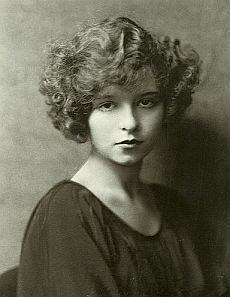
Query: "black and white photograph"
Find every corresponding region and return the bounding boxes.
[0,1,229,296]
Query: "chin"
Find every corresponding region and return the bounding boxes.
[111,156,144,167]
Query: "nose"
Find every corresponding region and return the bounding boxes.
[119,105,138,132]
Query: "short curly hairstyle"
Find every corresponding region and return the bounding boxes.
[39,17,201,143]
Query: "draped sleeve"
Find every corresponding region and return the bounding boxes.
[17,181,123,297]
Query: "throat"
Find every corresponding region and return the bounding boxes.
[71,150,163,236]
[71,162,161,237]
[74,151,143,196]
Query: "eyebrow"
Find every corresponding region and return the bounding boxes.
[95,94,116,101]
[97,91,159,99]
[138,91,160,97]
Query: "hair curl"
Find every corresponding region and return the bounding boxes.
[39,17,201,143]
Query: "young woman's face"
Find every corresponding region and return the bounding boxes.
[88,70,164,166]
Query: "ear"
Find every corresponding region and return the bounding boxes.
[64,120,89,143]
[75,132,88,143]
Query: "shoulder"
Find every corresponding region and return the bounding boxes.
[30,180,80,221]
[148,182,188,206]
[22,181,76,237]
[23,180,105,240]
[154,183,191,210]
[32,180,94,216]
[148,183,195,229]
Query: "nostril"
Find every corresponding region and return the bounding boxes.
[119,106,138,131]
[121,116,138,131]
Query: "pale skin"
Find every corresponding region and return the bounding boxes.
[72,68,163,236]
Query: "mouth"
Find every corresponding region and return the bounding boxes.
[116,139,143,147]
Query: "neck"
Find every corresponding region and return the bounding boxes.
[75,150,143,194]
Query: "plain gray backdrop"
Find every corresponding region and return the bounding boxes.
[0,0,229,284]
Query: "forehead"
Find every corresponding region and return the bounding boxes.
[97,69,158,98]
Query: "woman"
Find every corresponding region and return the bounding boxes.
[17,17,216,296]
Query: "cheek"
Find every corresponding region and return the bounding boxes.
[88,113,112,142]
[142,109,163,134]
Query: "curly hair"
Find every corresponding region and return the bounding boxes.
[39,17,201,143]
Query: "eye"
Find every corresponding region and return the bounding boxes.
[97,101,115,112]
[138,97,160,108]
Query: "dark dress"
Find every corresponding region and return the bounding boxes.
[17,180,214,296]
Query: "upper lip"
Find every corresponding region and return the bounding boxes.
[116,139,143,145]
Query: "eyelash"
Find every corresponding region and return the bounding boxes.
[97,97,160,112]
[97,102,115,112]
[137,98,160,108]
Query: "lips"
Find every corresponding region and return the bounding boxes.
[116,139,143,145]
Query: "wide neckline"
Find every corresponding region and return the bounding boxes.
[67,179,164,239]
